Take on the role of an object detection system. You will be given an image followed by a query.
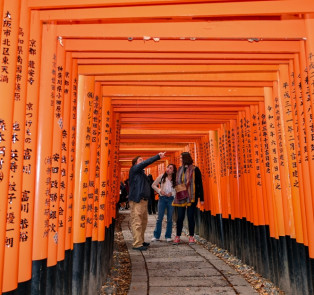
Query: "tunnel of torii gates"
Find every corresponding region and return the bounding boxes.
[0,0,314,294]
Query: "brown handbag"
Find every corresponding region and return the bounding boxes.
[175,183,189,200]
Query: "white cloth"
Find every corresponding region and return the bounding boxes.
[152,174,175,196]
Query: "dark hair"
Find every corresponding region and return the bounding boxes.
[132,156,141,166]
[181,152,193,166]
[161,164,177,187]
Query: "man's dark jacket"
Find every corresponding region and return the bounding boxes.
[129,154,160,203]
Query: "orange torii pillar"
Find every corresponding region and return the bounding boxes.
[19,8,41,293]
[57,51,74,295]
[98,93,116,289]
[31,23,58,294]
[0,0,21,292]
[72,75,94,294]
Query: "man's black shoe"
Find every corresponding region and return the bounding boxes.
[143,242,150,247]
[132,246,147,251]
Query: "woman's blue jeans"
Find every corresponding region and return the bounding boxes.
[153,196,174,239]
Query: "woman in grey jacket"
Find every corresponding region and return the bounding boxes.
[151,163,177,242]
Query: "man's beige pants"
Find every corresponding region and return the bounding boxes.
[129,200,148,248]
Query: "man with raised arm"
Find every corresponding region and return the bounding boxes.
[129,152,166,250]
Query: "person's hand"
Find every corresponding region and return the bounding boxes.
[159,151,166,159]
[160,190,166,195]
[167,192,172,197]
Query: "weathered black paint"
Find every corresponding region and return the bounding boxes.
[45,265,57,295]
[31,259,47,295]
[64,250,73,294]
[72,242,85,295]
[82,238,91,295]
[88,240,99,294]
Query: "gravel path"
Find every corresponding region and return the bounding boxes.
[100,213,131,295]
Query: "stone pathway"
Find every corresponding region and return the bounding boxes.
[121,212,258,295]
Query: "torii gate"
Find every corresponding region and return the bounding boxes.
[0,1,313,294]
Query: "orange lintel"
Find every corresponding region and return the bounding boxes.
[78,59,288,66]
[120,124,221,130]
[68,40,300,55]
[120,137,202,143]
[101,85,264,96]
[120,142,187,147]
[72,52,294,61]
[109,96,264,101]
[56,20,305,39]
[39,1,314,22]
[103,82,273,87]
[28,0,242,9]
[121,112,239,118]
[94,72,277,81]
[119,118,237,124]
[113,106,248,112]
[79,64,279,75]
[111,99,260,105]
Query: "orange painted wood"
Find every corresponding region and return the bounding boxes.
[86,84,101,238]
[292,54,312,248]
[28,0,255,9]
[73,75,94,244]
[112,99,260,105]
[218,126,228,218]
[92,82,102,241]
[94,72,277,81]
[111,114,121,219]
[32,23,57,261]
[101,85,264,97]
[0,1,21,290]
[18,9,42,283]
[72,52,294,61]
[98,95,113,238]
[56,20,305,39]
[0,0,313,288]
[67,40,300,54]
[100,82,272,88]
[304,18,314,257]
[38,1,314,22]
[295,48,314,257]
[263,87,285,238]
[65,59,78,251]
[277,64,300,240]
[288,58,309,247]
[305,16,314,202]
[120,123,222,130]
[0,0,3,34]
[110,96,264,102]
[115,106,248,113]
[258,101,277,238]
[271,82,293,237]
[47,39,66,267]
[3,1,26,291]
[80,59,287,66]
[57,52,73,261]
[248,106,263,226]
[79,64,279,75]
[280,61,304,244]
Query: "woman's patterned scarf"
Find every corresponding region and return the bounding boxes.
[173,165,195,207]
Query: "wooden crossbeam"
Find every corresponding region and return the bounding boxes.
[38,1,314,21]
